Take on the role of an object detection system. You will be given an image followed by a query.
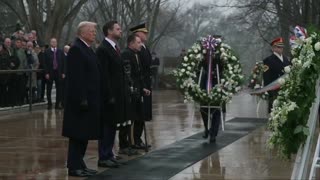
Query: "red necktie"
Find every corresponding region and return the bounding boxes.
[53,48,58,70]
[115,45,120,55]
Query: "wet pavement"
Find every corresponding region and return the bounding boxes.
[0,90,294,179]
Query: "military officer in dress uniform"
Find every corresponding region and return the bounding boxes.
[263,37,291,112]
[129,23,152,149]
[119,34,150,155]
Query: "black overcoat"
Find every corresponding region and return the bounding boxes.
[138,46,152,121]
[122,47,146,121]
[62,38,101,140]
[96,39,130,127]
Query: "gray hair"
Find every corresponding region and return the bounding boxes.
[77,21,97,36]
[27,41,34,47]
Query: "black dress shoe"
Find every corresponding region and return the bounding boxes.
[83,168,98,174]
[119,147,139,156]
[68,169,93,177]
[115,155,123,160]
[47,104,52,110]
[109,157,127,165]
[209,136,216,143]
[98,160,119,168]
[202,130,209,139]
[133,142,151,149]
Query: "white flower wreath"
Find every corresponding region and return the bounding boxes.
[173,35,244,105]
[268,30,320,158]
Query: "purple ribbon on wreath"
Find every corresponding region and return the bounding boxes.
[202,35,219,93]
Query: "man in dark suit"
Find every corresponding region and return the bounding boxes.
[263,37,291,112]
[130,23,152,149]
[119,34,150,155]
[44,38,65,109]
[96,20,131,168]
[3,38,19,106]
[62,21,100,177]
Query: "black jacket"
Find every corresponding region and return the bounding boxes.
[121,47,146,121]
[44,47,65,78]
[138,45,152,120]
[62,38,101,140]
[263,53,291,86]
[37,51,45,79]
[138,46,152,89]
[96,39,131,127]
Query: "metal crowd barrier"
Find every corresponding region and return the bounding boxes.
[0,69,44,111]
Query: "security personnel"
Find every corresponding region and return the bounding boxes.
[263,37,291,112]
[129,23,152,149]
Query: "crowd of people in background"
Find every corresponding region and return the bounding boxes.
[0,27,160,109]
[0,21,160,177]
[0,28,71,108]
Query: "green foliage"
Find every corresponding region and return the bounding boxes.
[268,32,320,159]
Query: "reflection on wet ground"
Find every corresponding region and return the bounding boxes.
[0,90,293,179]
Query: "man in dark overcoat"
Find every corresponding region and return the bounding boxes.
[62,21,100,177]
[130,23,152,149]
[96,20,131,168]
[3,38,19,106]
[44,38,65,109]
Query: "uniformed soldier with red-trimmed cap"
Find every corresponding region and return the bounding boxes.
[263,37,291,112]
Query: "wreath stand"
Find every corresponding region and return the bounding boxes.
[256,96,263,117]
[201,104,225,129]
[254,78,266,118]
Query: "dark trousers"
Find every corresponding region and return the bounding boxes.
[17,75,27,105]
[46,71,62,106]
[133,121,144,144]
[41,78,46,99]
[7,77,18,106]
[0,83,8,107]
[98,125,116,160]
[61,79,65,106]
[268,91,278,113]
[119,125,131,149]
[144,95,152,120]
[67,138,88,170]
[200,108,221,137]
